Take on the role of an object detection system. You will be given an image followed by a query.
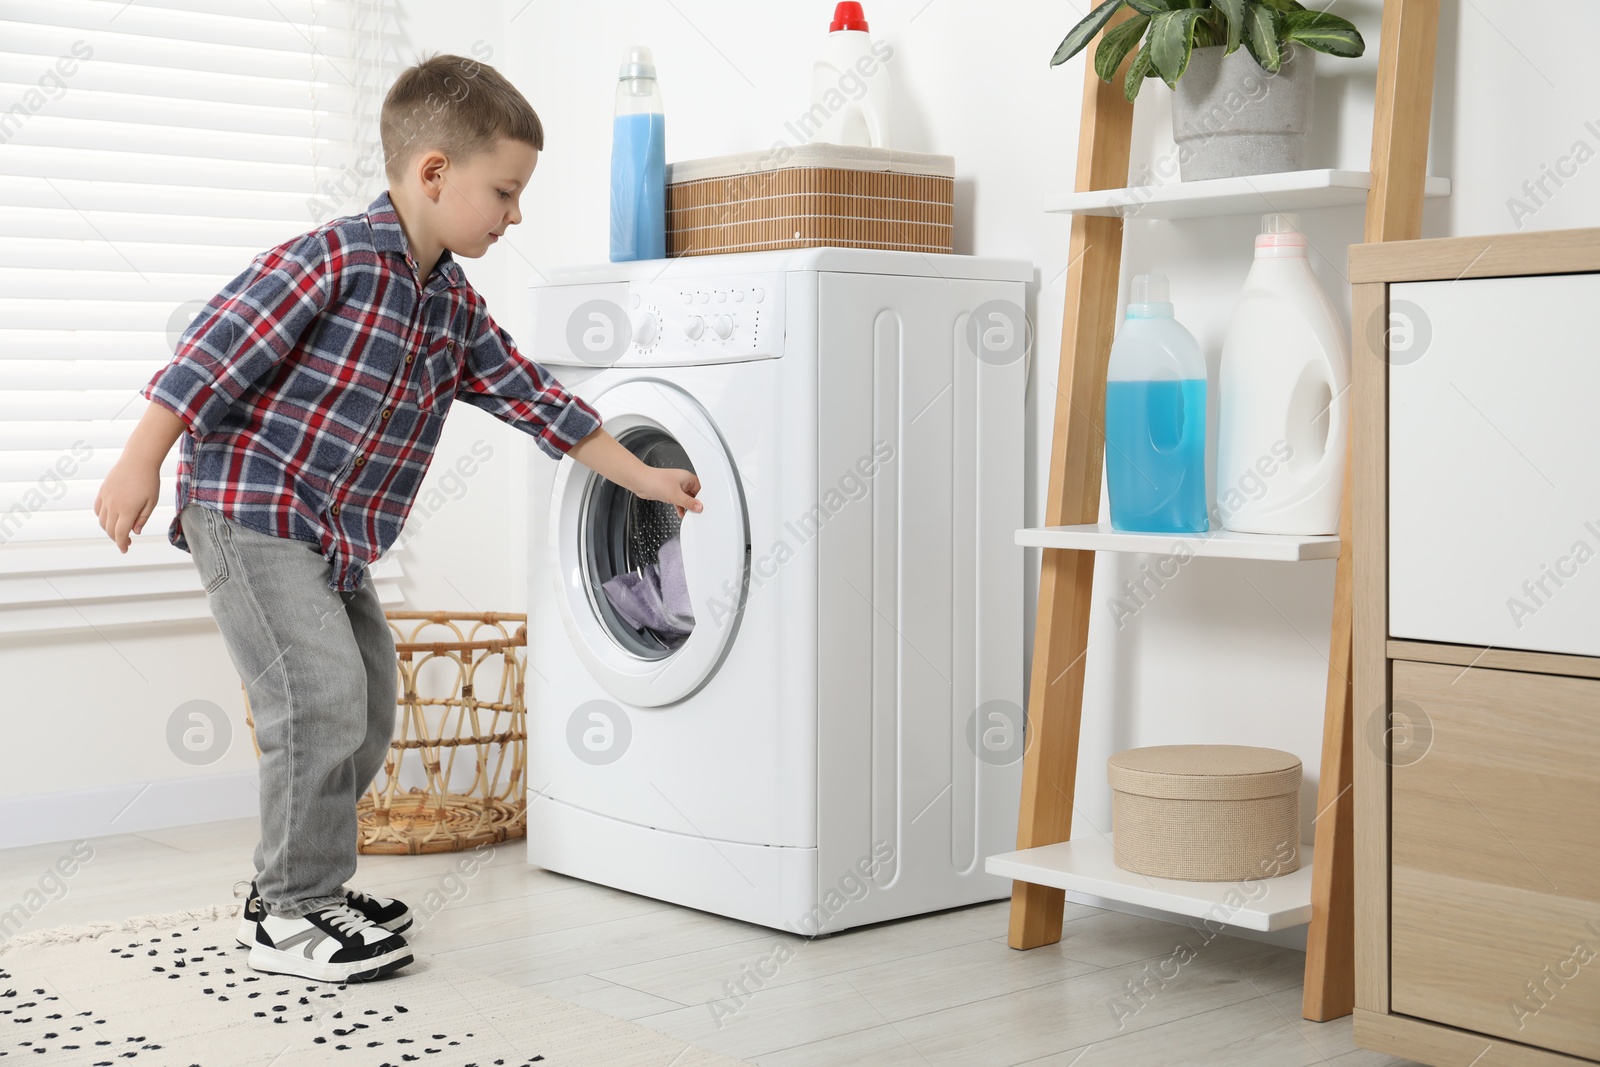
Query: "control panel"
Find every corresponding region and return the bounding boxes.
[531,271,785,368]
[624,274,781,361]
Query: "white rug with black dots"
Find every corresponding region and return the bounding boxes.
[0,905,750,1066]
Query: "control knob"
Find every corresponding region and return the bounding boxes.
[633,313,659,348]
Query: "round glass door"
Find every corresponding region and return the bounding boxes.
[549,381,750,707]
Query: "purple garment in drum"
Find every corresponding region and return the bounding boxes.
[600,534,695,639]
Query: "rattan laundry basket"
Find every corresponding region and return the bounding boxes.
[1108,745,1302,882]
[665,143,954,257]
[241,611,528,855]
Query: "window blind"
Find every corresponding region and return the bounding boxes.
[0,0,406,633]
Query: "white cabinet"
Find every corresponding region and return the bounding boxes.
[1388,272,1600,658]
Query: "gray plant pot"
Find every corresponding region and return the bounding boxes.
[1171,43,1315,181]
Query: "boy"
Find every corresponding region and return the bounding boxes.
[92,53,701,983]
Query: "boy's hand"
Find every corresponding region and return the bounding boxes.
[565,429,703,519]
[94,457,162,553]
[634,466,703,520]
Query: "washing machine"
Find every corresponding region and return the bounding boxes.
[525,247,1031,935]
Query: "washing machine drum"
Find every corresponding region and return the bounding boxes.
[549,381,750,707]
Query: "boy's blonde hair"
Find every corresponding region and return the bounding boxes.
[380,52,544,183]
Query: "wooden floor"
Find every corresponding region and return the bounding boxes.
[0,818,1424,1066]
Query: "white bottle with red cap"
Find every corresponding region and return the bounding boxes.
[809,2,892,147]
[1217,212,1351,535]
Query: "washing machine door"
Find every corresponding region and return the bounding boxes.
[549,379,749,707]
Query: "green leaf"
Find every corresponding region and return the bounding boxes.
[1148,8,1206,87]
[1123,43,1155,100]
[1255,0,1304,11]
[1282,9,1365,58]
[1242,2,1283,72]
[1051,0,1128,67]
[1127,0,1181,13]
[1094,14,1151,82]
[1210,0,1246,53]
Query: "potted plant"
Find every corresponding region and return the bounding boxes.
[1051,0,1365,181]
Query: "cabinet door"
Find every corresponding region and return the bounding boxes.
[1390,660,1600,1059]
[1388,272,1600,658]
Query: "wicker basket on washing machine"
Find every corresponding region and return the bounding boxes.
[665,143,955,257]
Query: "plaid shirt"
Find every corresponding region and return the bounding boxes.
[139,190,602,592]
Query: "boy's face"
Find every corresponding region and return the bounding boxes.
[415,136,538,258]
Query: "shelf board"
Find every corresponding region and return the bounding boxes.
[1043,168,1452,220]
[986,836,1314,933]
[1016,523,1339,561]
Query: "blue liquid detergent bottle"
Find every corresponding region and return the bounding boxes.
[1104,274,1209,533]
[610,45,666,262]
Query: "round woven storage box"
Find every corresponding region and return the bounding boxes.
[1108,745,1302,882]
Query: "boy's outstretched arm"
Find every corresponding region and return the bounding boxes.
[455,307,704,518]
[566,427,703,519]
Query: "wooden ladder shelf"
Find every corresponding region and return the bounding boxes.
[999,0,1441,1022]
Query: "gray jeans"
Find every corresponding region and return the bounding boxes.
[179,502,397,919]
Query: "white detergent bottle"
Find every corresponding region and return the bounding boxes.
[1217,212,1350,535]
[809,2,892,147]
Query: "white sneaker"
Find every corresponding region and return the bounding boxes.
[248,902,413,983]
[234,880,412,948]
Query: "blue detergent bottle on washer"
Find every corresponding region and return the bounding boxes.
[1104,273,1209,533]
[610,45,666,262]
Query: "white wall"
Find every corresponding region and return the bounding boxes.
[8,0,1598,856]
